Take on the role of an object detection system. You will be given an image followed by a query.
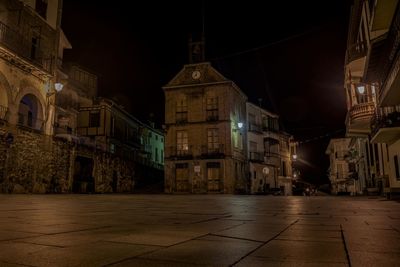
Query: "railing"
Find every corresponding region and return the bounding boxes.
[262,125,279,133]
[378,7,400,101]
[345,41,367,64]
[17,113,44,132]
[0,20,53,73]
[349,102,375,122]
[371,110,400,137]
[206,110,218,121]
[0,105,7,120]
[54,125,74,135]
[201,144,224,158]
[166,146,193,159]
[248,123,262,133]
[249,151,263,162]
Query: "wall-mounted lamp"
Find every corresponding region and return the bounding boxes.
[357,86,365,94]
[54,82,64,92]
[292,154,297,160]
[237,122,243,129]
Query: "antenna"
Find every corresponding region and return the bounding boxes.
[202,0,205,36]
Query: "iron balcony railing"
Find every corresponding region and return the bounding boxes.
[201,144,224,158]
[0,20,53,73]
[378,7,400,101]
[17,113,44,132]
[371,110,400,137]
[345,41,367,64]
[166,146,193,159]
[249,151,263,162]
[248,123,262,133]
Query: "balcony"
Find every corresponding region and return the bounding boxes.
[347,102,376,136]
[0,20,53,75]
[375,6,400,105]
[345,41,367,64]
[249,151,263,162]
[371,111,400,144]
[248,123,262,133]
[201,144,225,159]
[264,151,280,166]
[166,146,193,160]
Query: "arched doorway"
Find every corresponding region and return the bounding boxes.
[18,94,44,130]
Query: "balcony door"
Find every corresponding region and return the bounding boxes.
[207,162,221,192]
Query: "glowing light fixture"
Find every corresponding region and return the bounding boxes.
[54,82,64,92]
[237,122,243,129]
[293,154,297,160]
[357,86,365,94]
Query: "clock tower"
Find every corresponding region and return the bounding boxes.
[188,34,205,63]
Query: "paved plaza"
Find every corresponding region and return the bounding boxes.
[0,195,399,266]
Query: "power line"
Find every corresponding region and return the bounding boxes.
[297,129,345,145]
[210,25,324,61]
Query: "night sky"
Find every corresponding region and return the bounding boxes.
[61,1,352,185]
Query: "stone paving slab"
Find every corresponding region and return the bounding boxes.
[0,195,399,266]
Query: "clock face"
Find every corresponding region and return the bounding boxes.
[192,70,201,80]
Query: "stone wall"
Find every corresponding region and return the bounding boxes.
[0,127,136,193]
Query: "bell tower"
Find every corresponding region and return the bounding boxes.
[188,33,205,63]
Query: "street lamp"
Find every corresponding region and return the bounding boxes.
[357,85,365,94]
[54,82,64,92]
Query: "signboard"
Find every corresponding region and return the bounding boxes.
[194,165,201,173]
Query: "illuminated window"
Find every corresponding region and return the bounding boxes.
[207,128,219,152]
[177,131,188,155]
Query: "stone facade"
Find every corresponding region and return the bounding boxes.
[163,62,248,194]
[0,126,135,193]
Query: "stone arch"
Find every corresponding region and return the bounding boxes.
[15,85,46,121]
[15,84,46,130]
[0,70,13,119]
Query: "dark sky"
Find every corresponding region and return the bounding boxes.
[61,1,351,185]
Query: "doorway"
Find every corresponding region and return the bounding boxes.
[73,156,94,193]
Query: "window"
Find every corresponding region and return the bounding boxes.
[356,85,367,104]
[176,97,188,123]
[110,117,115,137]
[206,97,218,121]
[155,148,158,162]
[394,155,400,180]
[177,131,188,155]
[249,141,257,152]
[280,161,287,176]
[89,112,100,127]
[207,128,219,152]
[161,149,164,163]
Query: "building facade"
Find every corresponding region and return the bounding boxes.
[344,0,398,196]
[163,62,248,193]
[326,138,353,194]
[0,0,164,194]
[246,102,295,195]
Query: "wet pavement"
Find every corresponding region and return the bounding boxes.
[0,194,399,266]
